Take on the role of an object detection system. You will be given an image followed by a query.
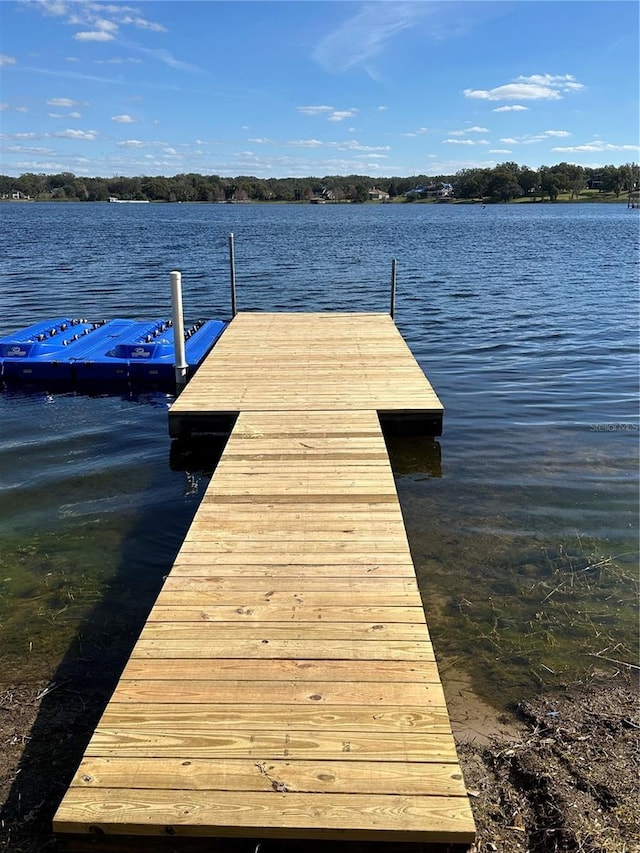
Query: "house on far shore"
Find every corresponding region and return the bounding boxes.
[368,187,390,201]
[404,183,453,199]
[309,187,336,203]
[3,190,31,200]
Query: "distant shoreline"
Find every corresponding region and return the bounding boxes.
[0,195,633,204]
[3,162,636,206]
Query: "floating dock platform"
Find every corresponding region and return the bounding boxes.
[0,317,226,388]
[54,313,475,850]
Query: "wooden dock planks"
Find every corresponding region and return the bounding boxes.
[168,313,443,437]
[54,314,474,848]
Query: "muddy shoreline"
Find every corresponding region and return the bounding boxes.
[1,666,637,853]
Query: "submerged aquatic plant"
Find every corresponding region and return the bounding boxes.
[415,535,639,704]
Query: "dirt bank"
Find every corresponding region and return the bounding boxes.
[459,674,639,853]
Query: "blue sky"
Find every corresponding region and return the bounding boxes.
[1,1,638,178]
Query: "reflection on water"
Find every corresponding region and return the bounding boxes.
[0,202,637,706]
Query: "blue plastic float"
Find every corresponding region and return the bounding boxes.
[0,316,226,388]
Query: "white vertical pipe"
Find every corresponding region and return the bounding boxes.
[170,270,188,391]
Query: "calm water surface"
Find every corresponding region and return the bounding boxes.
[0,202,638,704]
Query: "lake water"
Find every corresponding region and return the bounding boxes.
[0,201,638,706]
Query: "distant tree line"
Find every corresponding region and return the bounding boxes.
[1,162,637,203]
[450,161,638,202]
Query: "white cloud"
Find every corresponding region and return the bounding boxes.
[35,1,67,17]
[132,46,202,74]
[47,108,84,119]
[94,57,143,65]
[117,139,146,148]
[47,97,80,107]
[552,141,639,153]
[448,126,489,136]
[124,17,167,34]
[298,105,334,116]
[248,138,275,145]
[377,105,388,111]
[111,114,136,123]
[500,130,572,145]
[30,1,167,39]
[465,74,585,102]
[16,106,29,113]
[490,149,512,154]
[493,105,529,113]
[0,54,16,66]
[4,145,55,155]
[286,139,390,153]
[328,110,357,122]
[402,127,429,137]
[288,139,326,148]
[313,3,429,73]
[74,31,114,42]
[54,129,98,140]
[93,18,119,34]
[466,82,560,101]
[298,105,358,122]
[443,138,490,146]
[338,140,390,152]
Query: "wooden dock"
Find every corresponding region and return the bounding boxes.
[168,312,444,437]
[54,313,475,849]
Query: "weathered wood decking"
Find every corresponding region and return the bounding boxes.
[54,313,474,848]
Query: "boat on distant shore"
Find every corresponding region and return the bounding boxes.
[108,197,150,204]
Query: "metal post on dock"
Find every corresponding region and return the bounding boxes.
[170,270,188,392]
[390,258,397,319]
[229,232,237,317]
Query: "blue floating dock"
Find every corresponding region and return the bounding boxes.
[0,317,227,389]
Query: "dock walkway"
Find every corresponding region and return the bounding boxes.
[54,313,475,848]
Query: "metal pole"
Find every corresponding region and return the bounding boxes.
[229,232,237,317]
[390,258,397,319]
[170,270,188,392]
